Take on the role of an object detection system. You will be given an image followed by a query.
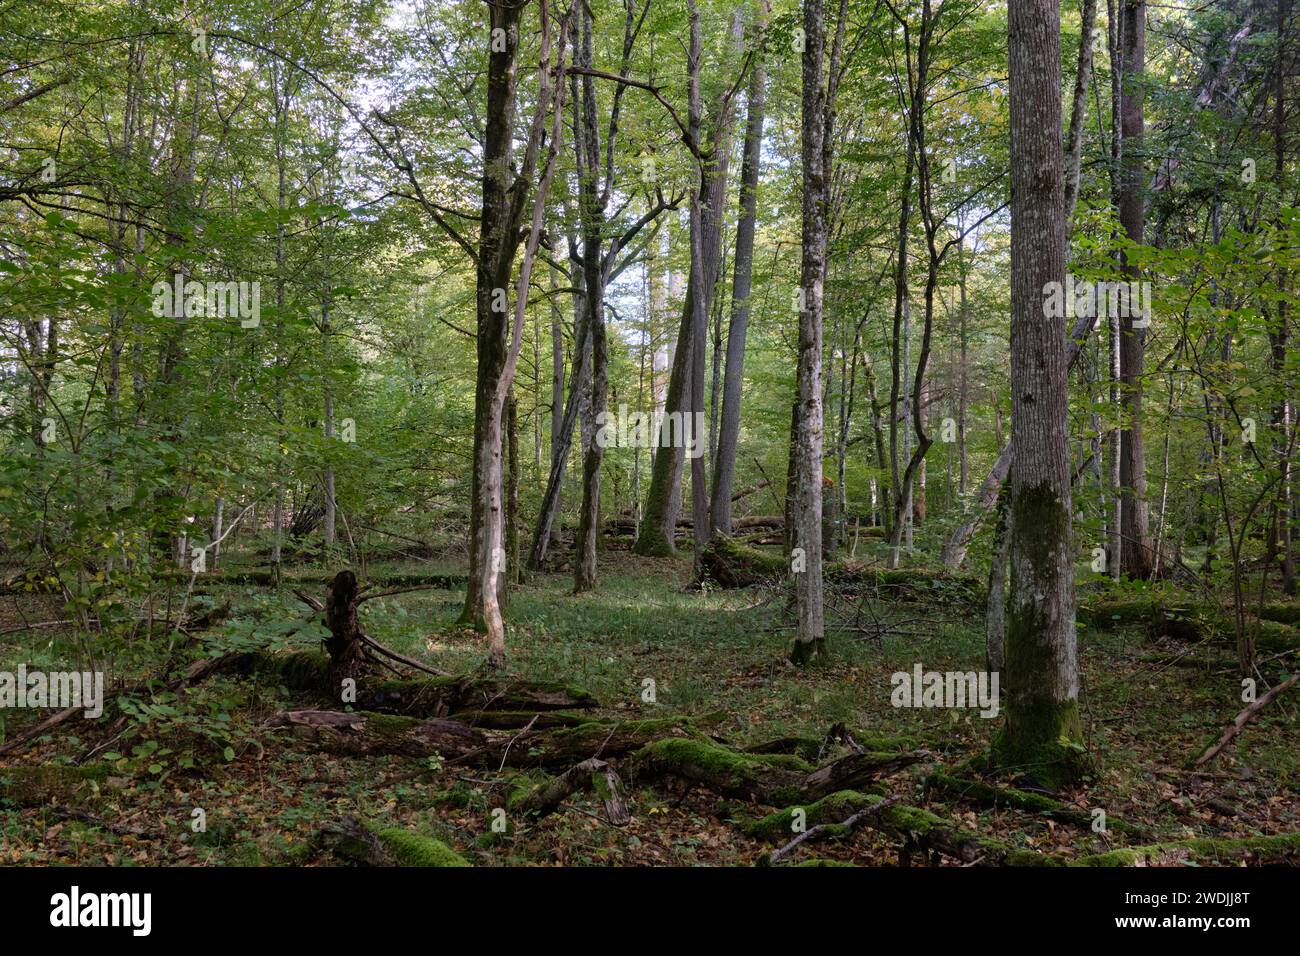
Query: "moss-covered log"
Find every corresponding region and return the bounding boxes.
[744,789,1050,866]
[251,651,597,716]
[508,758,629,825]
[1079,598,1299,652]
[926,773,1147,837]
[265,709,490,758]
[743,728,919,763]
[632,737,929,806]
[698,536,789,588]
[318,816,470,867]
[265,709,713,768]
[1073,832,1300,866]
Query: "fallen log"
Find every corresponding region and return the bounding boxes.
[252,650,597,716]
[265,709,490,759]
[631,737,930,805]
[318,817,470,867]
[744,789,1049,866]
[509,758,630,825]
[1079,598,1300,653]
[767,795,901,864]
[1073,832,1300,866]
[263,709,711,768]
[926,773,1148,836]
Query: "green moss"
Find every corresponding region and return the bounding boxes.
[361,712,424,737]
[745,789,882,841]
[641,737,808,774]
[991,723,1094,790]
[1074,832,1300,867]
[375,827,470,867]
[789,637,828,666]
[795,858,857,866]
[929,772,1146,837]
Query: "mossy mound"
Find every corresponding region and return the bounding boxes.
[375,827,471,867]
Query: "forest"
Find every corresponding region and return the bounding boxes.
[0,0,1297,881]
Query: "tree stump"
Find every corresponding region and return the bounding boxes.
[324,570,367,699]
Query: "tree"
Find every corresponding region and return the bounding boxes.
[1117,0,1154,578]
[790,0,829,665]
[996,0,1086,785]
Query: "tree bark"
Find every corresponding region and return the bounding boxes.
[996,0,1085,786]
[1117,0,1154,578]
[790,0,828,664]
[709,13,768,538]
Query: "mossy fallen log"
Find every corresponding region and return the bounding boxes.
[744,789,885,841]
[264,709,712,768]
[743,789,1050,866]
[1073,832,1300,867]
[266,709,490,758]
[319,816,470,867]
[631,737,930,806]
[926,773,1148,837]
[251,651,597,716]
[1079,598,1299,652]
[698,536,789,588]
[743,729,919,763]
[508,758,629,825]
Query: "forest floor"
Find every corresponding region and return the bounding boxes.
[1,548,1298,866]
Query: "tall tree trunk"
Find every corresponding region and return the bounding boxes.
[1274,0,1294,593]
[1118,0,1154,578]
[463,0,568,666]
[462,0,529,631]
[575,4,607,593]
[634,132,736,554]
[790,0,828,664]
[996,0,1085,786]
[709,13,767,537]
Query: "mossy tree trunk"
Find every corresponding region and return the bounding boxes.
[997,0,1086,786]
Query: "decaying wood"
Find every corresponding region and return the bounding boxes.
[262,709,706,769]
[768,795,900,864]
[318,817,398,866]
[632,737,931,805]
[511,758,630,825]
